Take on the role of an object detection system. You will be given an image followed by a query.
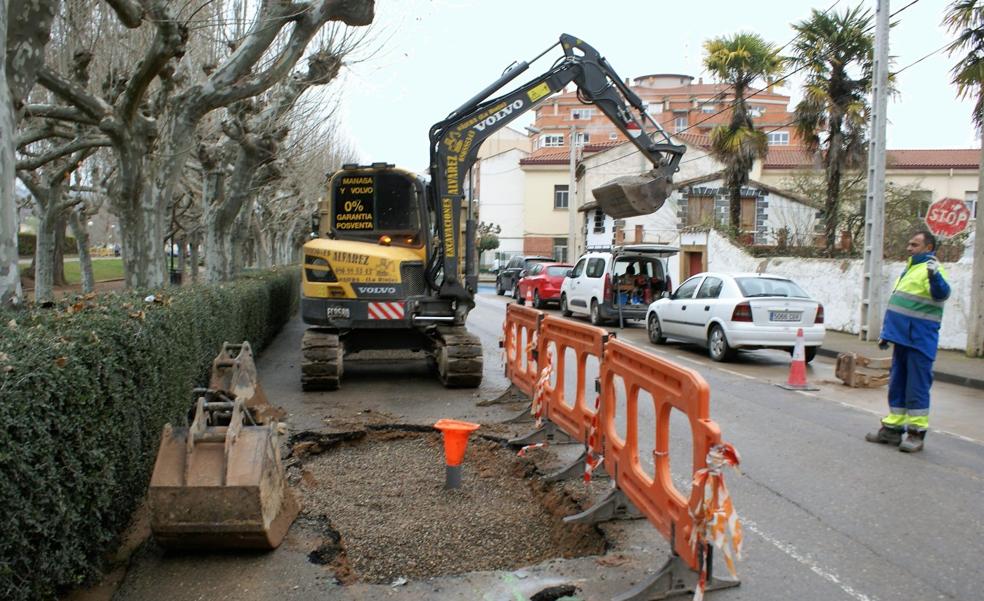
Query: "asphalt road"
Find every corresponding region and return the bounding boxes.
[112,289,984,601]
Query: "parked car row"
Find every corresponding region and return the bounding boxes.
[500,245,825,363]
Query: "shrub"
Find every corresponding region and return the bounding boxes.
[0,267,300,601]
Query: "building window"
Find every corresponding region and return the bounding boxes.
[686,195,715,226]
[554,185,569,209]
[540,134,564,148]
[593,208,606,233]
[674,115,688,133]
[915,190,933,217]
[740,198,757,231]
[701,103,717,113]
[574,132,590,146]
[966,190,978,220]
[608,132,618,140]
[571,108,594,120]
[553,238,568,263]
[748,105,765,118]
[767,131,789,145]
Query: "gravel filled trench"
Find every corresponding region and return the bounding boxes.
[291,430,605,584]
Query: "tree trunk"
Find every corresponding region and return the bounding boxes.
[118,188,167,290]
[53,217,67,287]
[33,201,58,303]
[729,180,741,233]
[252,215,272,269]
[202,164,233,282]
[966,142,984,357]
[0,4,22,306]
[189,233,200,281]
[177,235,187,276]
[824,120,843,257]
[68,208,95,293]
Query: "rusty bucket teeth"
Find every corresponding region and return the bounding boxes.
[591,171,673,219]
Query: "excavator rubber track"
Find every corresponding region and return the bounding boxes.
[434,326,483,388]
[301,329,343,390]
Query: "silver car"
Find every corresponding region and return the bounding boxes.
[645,272,825,362]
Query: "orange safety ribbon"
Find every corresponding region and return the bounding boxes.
[516,442,547,457]
[688,443,743,601]
[530,335,550,429]
[583,394,603,483]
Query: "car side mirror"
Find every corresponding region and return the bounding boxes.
[661,291,670,299]
[519,270,528,278]
[567,269,574,278]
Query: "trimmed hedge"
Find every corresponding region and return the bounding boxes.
[0,267,300,601]
[16,232,78,257]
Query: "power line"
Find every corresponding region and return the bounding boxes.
[584,0,920,175]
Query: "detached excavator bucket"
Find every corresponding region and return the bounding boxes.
[149,398,299,550]
[208,341,285,424]
[592,169,674,219]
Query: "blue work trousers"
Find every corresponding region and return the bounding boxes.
[884,344,933,432]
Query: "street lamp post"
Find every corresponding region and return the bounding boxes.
[567,125,578,263]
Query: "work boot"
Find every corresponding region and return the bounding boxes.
[865,426,903,445]
[899,430,926,453]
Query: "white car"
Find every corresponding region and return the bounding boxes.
[560,245,677,325]
[645,272,825,362]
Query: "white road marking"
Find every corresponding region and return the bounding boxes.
[741,519,879,601]
[719,367,756,380]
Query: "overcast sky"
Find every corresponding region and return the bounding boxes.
[333,0,976,171]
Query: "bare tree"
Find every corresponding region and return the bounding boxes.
[1,0,60,306]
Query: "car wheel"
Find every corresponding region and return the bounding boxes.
[533,289,545,309]
[590,299,604,326]
[495,278,505,296]
[708,324,736,362]
[513,284,522,303]
[561,294,572,317]
[647,313,666,344]
[804,346,817,364]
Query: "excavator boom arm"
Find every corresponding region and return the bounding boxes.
[427,33,685,306]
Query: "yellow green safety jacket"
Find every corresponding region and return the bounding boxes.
[880,253,950,360]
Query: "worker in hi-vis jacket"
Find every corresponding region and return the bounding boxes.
[866,230,951,453]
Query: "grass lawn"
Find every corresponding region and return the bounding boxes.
[21,258,125,284]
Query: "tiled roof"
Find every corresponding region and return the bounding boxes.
[520,141,622,165]
[764,147,981,170]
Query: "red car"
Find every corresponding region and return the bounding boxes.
[516,262,573,308]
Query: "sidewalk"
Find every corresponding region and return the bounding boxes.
[818,330,984,391]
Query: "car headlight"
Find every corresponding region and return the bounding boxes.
[305,255,337,283]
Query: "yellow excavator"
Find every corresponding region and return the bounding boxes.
[299,34,685,390]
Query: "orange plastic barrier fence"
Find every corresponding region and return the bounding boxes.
[537,315,608,451]
[502,303,544,397]
[597,338,721,570]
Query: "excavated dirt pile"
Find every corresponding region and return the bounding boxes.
[287,428,606,584]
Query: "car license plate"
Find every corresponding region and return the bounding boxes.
[769,311,801,322]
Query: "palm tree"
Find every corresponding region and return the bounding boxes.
[703,33,784,234]
[944,0,984,357]
[788,5,874,255]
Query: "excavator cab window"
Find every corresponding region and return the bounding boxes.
[330,170,424,247]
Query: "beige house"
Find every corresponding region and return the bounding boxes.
[756,147,980,223]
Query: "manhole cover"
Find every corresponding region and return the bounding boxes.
[289,429,605,584]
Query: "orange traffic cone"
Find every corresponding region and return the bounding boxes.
[778,328,819,391]
[434,419,480,489]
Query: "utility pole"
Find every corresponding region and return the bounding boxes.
[567,125,578,262]
[860,0,890,341]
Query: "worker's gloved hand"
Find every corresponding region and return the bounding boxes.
[925,257,939,275]
[878,339,889,351]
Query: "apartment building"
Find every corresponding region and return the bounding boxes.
[527,73,798,157]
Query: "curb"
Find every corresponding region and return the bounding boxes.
[815,347,984,391]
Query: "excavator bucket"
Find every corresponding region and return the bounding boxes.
[592,169,674,219]
[148,397,299,550]
[208,341,285,424]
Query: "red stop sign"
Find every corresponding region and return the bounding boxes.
[924,197,971,238]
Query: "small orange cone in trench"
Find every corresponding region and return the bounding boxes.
[434,419,480,489]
